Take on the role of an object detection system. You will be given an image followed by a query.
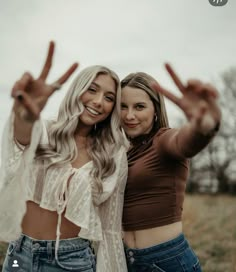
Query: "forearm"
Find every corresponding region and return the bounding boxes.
[176,121,219,158]
[13,103,34,145]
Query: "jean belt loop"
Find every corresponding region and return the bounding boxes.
[15,235,24,252]
[90,241,96,255]
[47,241,53,261]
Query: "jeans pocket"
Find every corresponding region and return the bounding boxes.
[55,246,95,271]
[177,247,202,272]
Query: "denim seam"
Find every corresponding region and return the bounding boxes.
[152,245,189,264]
[21,244,89,252]
[7,242,17,256]
[126,238,187,257]
[193,259,200,270]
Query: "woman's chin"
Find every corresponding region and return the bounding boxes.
[125,131,141,138]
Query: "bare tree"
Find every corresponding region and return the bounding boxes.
[187,68,236,194]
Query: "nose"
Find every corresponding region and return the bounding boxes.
[125,109,135,120]
[92,93,103,107]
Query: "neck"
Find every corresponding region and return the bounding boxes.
[129,128,157,146]
[75,122,92,137]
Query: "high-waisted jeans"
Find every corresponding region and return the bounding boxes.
[124,233,202,272]
[2,233,96,272]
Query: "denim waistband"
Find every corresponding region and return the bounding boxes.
[124,233,188,259]
[14,233,90,254]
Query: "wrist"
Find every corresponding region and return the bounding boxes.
[197,114,220,137]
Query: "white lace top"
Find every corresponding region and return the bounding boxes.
[0,112,128,272]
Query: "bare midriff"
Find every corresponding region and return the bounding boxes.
[21,201,81,240]
[123,221,182,249]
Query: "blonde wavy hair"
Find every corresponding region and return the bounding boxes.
[37,65,128,196]
[121,72,169,131]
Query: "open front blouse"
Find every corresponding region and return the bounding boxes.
[0,112,128,272]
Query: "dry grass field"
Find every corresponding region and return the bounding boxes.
[0,195,235,271]
[183,195,236,272]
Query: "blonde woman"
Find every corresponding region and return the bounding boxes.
[0,42,128,272]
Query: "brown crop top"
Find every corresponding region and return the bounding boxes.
[122,128,189,231]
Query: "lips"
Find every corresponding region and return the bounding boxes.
[85,106,101,116]
[125,123,139,128]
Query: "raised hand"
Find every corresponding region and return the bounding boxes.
[152,63,221,135]
[12,41,78,122]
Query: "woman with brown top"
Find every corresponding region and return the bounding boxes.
[120,64,221,272]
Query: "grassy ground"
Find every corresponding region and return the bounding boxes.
[0,241,7,269]
[183,195,236,272]
[0,195,235,271]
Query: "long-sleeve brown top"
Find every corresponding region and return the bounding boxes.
[122,127,212,231]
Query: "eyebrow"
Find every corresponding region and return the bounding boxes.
[90,82,116,96]
[121,102,147,106]
[135,102,146,105]
[91,82,100,88]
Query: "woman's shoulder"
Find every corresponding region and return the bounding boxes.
[112,145,128,171]
[38,118,57,144]
[112,144,128,157]
[154,127,177,138]
[153,127,179,146]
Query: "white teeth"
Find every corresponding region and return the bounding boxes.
[86,107,100,115]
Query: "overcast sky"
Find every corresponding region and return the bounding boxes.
[0,0,235,149]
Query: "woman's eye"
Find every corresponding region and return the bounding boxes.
[121,104,127,109]
[105,96,115,102]
[88,88,96,93]
[136,105,144,110]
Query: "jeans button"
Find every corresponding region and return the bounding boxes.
[129,251,134,256]
[33,243,41,249]
[130,257,135,264]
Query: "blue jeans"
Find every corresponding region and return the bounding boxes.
[2,234,96,272]
[124,234,202,272]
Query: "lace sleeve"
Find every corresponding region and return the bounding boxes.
[0,112,43,242]
[96,148,128,272]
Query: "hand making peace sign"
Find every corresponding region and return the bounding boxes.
[153,64,221,135]
[12,41,78,122]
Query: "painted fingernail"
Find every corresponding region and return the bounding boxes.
[14,91,23,100]
[16,94,23,101]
